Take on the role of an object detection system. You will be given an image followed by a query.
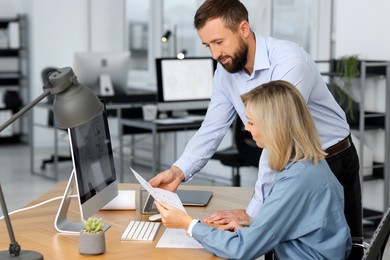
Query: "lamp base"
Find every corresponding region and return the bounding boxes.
[0,250,44,259]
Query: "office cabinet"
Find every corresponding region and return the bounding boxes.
[325,60,390,231]
[354,62,390,220]
[318,59,390,233]
[0,15,28,143]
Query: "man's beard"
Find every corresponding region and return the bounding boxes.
[219,39,248,73]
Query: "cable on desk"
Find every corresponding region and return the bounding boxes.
[0,195,76,221]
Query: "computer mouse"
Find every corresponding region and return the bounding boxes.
[148,214,161,222]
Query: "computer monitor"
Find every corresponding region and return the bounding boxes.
[73,52,130,96]
[155,57,216,118]
[55,106,118,234]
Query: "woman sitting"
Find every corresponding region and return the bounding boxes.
[155,80,351,260]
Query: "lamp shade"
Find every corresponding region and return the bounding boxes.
[48,67,103,129]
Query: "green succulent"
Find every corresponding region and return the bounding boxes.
[82,217,104,233]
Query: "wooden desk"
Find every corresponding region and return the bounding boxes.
[0,183,253,259]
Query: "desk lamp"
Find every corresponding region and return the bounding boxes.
[0,67,103,259]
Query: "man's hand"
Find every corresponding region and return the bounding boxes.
[148,166,185,192]
[204,209,251,226]
[219,221,242,232]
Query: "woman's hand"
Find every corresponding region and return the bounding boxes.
[154,200,193,230]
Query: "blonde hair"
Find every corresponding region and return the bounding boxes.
[241,80,326,171]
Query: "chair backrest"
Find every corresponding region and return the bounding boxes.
[235,118,262,167]
[363,205,390,260]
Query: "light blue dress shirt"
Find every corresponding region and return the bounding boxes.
[192,160,352,260]
[174,33,350,216]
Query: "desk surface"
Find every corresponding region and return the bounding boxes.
[0,183,253,259]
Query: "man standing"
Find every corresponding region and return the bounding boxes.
[150,0,362,243]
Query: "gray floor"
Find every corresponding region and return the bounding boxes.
[1,143,390,259]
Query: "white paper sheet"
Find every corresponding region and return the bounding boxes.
[156,229,204,249]
[130,167,186,212]
[130,167,204,249]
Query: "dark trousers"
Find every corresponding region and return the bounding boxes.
[326,138,363,259]
[325,138,363,239]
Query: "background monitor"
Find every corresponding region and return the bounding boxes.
[155,57,216,117]
[73,52,130,96]
[55,107,118,234]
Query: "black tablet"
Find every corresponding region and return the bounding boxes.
[142,190,213,214]
[176,190,213,206]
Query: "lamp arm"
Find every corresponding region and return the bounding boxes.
[0,88,51,133]
[0,183,21,256]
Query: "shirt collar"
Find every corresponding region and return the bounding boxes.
[253,32,270,72]
[284,161,296,170]
[239,32,270,79]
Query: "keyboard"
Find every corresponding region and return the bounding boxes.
[121,220,160,241]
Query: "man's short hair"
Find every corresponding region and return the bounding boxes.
[194,0,249,32]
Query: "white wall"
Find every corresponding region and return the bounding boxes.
[0,0,18,16]
[89,0,125,51]
[28,0,89,145]
[335,0,390,59]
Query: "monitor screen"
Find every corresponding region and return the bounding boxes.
[155,57,216,117]
[73,52,130,96]
[54,106,118,234]
[69,107,118,219]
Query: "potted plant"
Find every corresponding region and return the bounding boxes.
[79,217,106,255]
[336,55,360,88]
[333,55,360,122]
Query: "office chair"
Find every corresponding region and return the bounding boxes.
[349,204,390,260]
[211,118,262,187]
[40,67,73,170]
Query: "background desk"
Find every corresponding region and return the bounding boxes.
[31,88,156,181]
[0,183,253,259]
[119,118,203,181]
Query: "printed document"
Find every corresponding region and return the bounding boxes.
[130,167,204,249]
[130,167,186,212]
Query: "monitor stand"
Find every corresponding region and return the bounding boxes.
[54,170,110,234]
[99,74,115,96]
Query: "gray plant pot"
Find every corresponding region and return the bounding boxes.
[79,231,106,255]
